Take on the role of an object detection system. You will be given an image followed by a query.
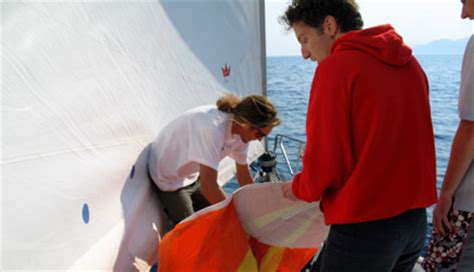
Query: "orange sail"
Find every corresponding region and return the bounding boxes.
[158,182,328,271]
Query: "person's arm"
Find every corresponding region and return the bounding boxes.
[199,164,227,204]
[291,64,354,202]
[433,119,474,236]
[235,163,254,187]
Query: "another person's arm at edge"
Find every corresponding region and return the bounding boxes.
[235,163,254,187]
[433,119,474,235]
[199,164,227,204]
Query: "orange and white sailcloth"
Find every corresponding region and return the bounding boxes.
[158,182,329,271]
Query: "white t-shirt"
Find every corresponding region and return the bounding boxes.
[148,105,249,191]
[453,35,474,212]
[459,35,474,121]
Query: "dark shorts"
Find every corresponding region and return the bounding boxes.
[312,208,427,272]
[150,180,211,226]
[147,163,211,226]
[422,207,474,271]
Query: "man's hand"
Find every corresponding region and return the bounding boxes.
[432,194,453,236]
[282,181,298,201]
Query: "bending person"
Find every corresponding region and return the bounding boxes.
[148,93,280,226]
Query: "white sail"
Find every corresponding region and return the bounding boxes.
[2,0,266,270]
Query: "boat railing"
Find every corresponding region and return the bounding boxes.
[250,133,306,183]
[271,134,306,177]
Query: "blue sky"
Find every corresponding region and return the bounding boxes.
[266,0,474,56]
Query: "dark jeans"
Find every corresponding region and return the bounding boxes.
[312,208,427,272]
[147,164,211,226]
[152,180,211,226]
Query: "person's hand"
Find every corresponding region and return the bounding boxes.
[282,181,298,201]
[432,194,453,236]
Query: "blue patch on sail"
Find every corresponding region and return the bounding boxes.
[130,165,136,179]
[82,203,90,224]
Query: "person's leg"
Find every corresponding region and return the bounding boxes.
[190,180,211,212]
[155,184,197,225]
[314,222,400,271]
[458,215,474,271]
[314,209,426,272]
[422,209,473,271]
[392,208,427,272]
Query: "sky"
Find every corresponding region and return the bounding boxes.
[265,0,474,56]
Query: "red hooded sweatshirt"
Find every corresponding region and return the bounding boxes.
[292,25,437,225]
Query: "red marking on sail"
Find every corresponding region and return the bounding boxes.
[222,64,231,77]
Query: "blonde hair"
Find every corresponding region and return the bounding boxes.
[216,93,281,128]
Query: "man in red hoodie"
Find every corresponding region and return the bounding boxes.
[280,0,438,271]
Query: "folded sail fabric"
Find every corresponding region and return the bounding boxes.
[158,182,329,271]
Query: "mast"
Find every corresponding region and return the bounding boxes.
[259,0,267,98]
[259,0,269,151]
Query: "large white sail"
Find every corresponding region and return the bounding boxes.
[2,0,266,270]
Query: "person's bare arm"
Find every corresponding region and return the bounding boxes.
[199,164,227,204]
[433,120,474,236]
[235,163,254,187]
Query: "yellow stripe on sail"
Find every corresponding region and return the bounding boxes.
[237,248,258,272]
[259,246,285,271]
[254,203,310,228]
[283,213,318,245]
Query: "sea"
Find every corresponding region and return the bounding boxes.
[224,54,464,253]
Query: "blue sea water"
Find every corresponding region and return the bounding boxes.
[224,54,463,252]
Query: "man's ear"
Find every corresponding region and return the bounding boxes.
[323,15,338,38]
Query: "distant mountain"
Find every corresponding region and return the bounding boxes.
[411,37,470,55]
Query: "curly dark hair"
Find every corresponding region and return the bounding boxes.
[280,0,364,33]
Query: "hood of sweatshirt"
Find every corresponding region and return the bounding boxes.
[331,24,413,66]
